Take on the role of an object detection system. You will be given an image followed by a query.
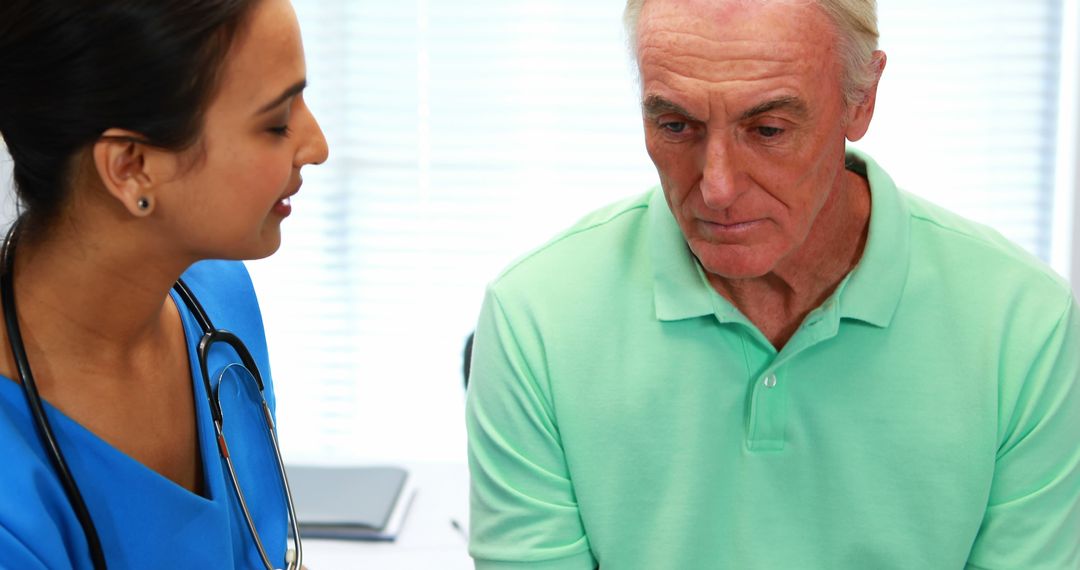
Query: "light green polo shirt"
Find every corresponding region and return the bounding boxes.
[466,150,1080,570]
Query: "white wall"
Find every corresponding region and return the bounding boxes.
[1067,2,1080,298]
[1051,0,1080,299]
[0,139,15,228]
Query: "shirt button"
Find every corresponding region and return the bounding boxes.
[764,375,777,388]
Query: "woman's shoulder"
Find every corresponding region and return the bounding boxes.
[178,260,262,328]
[176,260,273,398]
[0,385,80,566]
[180,260,255,297]
[0,382,45,460]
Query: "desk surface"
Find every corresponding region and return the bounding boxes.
[301,462,472,570]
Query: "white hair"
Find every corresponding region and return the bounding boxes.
[623,0,880,105]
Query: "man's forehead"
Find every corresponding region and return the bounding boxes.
[635,0,841,107]
[636,0,836,58]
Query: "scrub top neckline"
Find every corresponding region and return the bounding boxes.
[0,289,220,504]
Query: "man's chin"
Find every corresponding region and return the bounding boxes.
[691,243,778,282]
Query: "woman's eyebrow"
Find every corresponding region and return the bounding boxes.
[256,79,307,115]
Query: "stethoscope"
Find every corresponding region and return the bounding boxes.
[0,222,302,570]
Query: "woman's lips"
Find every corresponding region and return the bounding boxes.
[273,196,292,217]
[274,179,302,217]
[274,180,304,218]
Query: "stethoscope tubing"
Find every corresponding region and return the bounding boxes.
[1,223,108,569]
[1,221,301,570]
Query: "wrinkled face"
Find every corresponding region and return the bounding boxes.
[162,0,328,261]
[637,0,868,279]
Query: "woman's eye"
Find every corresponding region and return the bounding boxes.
[268,125,292,137]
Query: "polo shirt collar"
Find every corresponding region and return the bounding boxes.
[648,147,910,328]
[838,147,910,328]
[649,189,717,321]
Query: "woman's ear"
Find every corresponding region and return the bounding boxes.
[92,129,164,217]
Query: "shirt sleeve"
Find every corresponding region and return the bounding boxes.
[466,287,597,570]
[965,294,1080,569]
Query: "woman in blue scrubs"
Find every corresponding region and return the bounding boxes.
[0,0,328,567]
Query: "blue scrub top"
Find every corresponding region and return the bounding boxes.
[0,261,287,568]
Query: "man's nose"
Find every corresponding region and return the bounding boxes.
[699,135,743,210]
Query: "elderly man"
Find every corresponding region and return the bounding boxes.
[466,0,1080,568]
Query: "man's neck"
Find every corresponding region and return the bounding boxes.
[708,168,872,349]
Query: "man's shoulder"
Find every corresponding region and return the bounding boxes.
[899,190,1072,305]
[491,190,655,290]
[855,149,1070,308]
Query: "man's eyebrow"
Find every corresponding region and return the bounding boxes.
[642,95,702,122]
[738,96,808,121]
[256,79,307,115]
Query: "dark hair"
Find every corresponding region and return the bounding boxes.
[0,0,258,231]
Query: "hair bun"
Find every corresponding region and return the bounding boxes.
[0,0,256,231]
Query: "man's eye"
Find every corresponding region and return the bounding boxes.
[756,126,783,138]
[661,122,688,134]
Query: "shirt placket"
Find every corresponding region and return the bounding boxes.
[742,300,841,452]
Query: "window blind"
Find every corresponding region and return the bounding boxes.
[0,1,1071,464]
[858,0,1063,259]
[253,0,658,463]
[252,0,1070,464]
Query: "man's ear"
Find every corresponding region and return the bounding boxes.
[845,50,887,143]
[92,128,166,217]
